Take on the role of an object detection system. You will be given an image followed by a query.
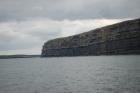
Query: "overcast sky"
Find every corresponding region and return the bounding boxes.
[0,0,140,55]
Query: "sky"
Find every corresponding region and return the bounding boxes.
[0,0,140,55]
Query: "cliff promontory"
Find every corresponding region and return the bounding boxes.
[42,18,140,57]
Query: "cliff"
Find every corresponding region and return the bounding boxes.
[41,18,140,57]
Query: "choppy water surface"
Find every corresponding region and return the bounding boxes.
[0,56,140,93]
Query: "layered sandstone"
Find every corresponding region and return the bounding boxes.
[42,18,140,57]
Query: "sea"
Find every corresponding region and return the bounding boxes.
[0,55,140,93]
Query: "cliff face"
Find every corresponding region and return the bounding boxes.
[42,18,140,57]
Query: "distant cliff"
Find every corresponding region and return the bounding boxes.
[0,55,40,59]
[42,18,140,57]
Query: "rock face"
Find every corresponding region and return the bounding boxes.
[42,18,140,57]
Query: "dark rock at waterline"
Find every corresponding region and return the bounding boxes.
[42,18,140,57]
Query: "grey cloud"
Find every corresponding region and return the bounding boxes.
[0,32,41,51]
[27,29,61,40]
[0,31,16,42]
[0,0,140,21]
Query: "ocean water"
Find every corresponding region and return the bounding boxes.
[0,56,140,93]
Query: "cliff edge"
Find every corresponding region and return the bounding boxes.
[42,18,140,57]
